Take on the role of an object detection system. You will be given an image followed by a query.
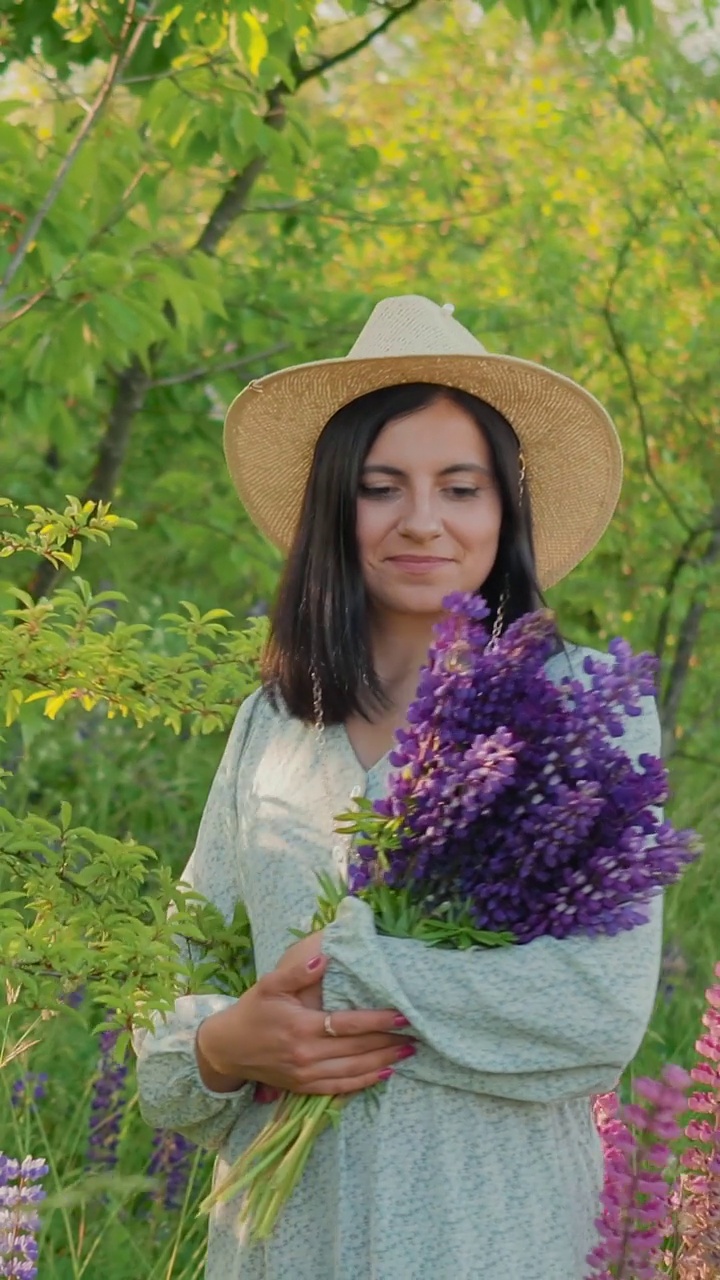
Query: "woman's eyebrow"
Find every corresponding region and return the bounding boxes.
[361,463,493,477]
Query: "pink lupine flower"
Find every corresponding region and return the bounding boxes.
[586,1065,690,1279]
[675,962,720,1279]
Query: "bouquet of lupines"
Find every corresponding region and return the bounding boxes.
[202,593,700,1238]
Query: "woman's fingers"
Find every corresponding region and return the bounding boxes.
[294,1040,416,1088]
[311,1007,411,1039]
[294,1051,408,1096]
[309,1031,411,1059]
[258,953,328,999]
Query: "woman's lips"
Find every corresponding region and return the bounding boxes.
[386,556,452,573]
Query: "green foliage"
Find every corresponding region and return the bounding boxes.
[360,885,518,948]
[0,0,658,89]
[0,494,137,571]
[0,498,262,1027]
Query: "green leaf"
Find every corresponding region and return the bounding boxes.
[231,11,269,76]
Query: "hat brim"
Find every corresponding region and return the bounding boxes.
[223,352,622,590]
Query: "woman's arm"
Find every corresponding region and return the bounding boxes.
[322,892,661,1102]
[132,692,261,1150]
[321,695,664,1104]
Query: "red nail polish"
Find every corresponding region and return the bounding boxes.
[307,955,324,971]
[396,1043,416,1060]
[377,1068,394,1081]
[254,1084,282,1104]
[393,1014,411,1027]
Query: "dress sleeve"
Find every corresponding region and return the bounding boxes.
[321,695,664,1104]
[132,692,260,1150]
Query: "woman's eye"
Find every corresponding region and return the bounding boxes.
[359,485,397,498]
[359,484,483,499]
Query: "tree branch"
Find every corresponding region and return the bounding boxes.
[653,525,704,662]
[295,0,423,86]
[84,358,153,503]
[616,89,720,249]
[243,197,501,228]
[601,222,694,534]
[145,343,293,390]
[27,357,150,600]
[120,54,231,86]
[659,510,720,750]
[194,90,287,256]
[0,0,157,310]
[660,596,705,753]
[0,164,151,332]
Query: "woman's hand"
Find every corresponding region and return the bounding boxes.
[273,931,324,1010]
[196,936,413,1096]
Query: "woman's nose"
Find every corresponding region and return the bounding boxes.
[397,495,443,539]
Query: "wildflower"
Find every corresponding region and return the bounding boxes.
[0,1153,48,1280]
[61,987,85,1010]
[9,1076,47,1111]
[148,1131,196,1211]
[86,1028,128,1172]
[676,961,720,1278]
[659,942,688,1005]
[587,1065,690,1279]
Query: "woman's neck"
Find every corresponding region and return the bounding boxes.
[369,611,438,709]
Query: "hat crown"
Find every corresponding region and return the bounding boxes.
[346,295,488,361]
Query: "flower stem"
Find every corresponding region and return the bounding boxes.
[246,1098,340,1240]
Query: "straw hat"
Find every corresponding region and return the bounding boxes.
[224,295,623,589]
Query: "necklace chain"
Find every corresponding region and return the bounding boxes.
[489,585,508,650]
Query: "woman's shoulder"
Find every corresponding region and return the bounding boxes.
[215,683,301,784]
[231,682,291,735]
[543,639,607,685]
[543,637,661,756]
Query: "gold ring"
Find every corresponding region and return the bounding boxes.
[324,1013,338,1037]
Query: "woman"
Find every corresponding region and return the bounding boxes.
[134,296,662,1279]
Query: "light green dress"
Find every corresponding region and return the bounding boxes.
[133,645,663,1280]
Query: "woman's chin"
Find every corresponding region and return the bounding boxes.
[375,588,458,618]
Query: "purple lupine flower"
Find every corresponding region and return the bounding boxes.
[148,1131,196,1210]
[10,1076,48,1111]
[0,1153,48,1280]
[61,987,85,1010]
[349,593,700,944]
[86,1029,128,1172]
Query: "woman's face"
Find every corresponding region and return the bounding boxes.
[356,394,503,619]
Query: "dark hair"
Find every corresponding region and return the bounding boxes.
[262,382,549,724]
